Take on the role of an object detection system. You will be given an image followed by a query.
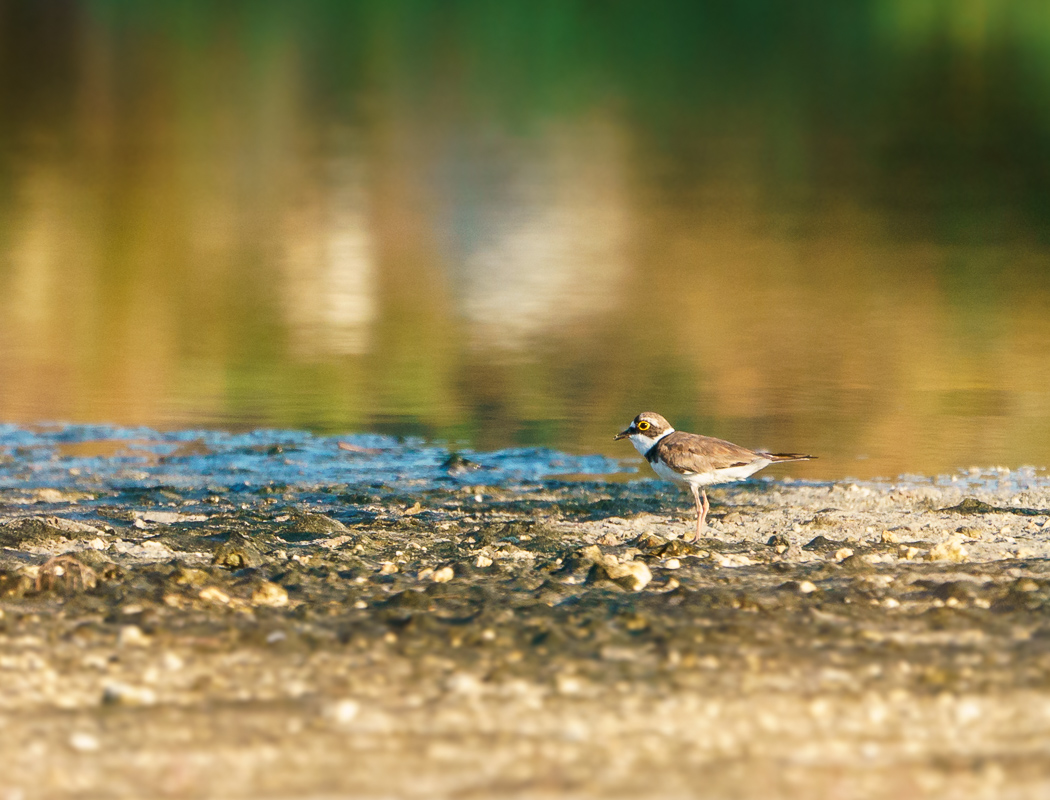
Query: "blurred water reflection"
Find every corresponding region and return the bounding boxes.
[2,1,1050,478]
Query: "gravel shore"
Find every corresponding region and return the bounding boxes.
[2,468,1050,799]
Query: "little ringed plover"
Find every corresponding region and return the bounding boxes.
[615,411,815,541]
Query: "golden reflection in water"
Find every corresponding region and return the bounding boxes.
[2,6,1050,480]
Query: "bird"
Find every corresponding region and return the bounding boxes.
[615,412,815,541]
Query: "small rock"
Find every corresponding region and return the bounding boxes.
[899,546,923,561]
[833,548,854,562]
[805,514,838,529]
[940,497,999,514]
[199,586,231,604]
[767,533,791,553]
[251,581,289,607]
[475,554,493,568]
[137,510,207,524]
[213,535,261,569]
[658,539,703,557]
[663,558,681,570]
[839,554,873,573]
[31,488,69,504]
[634,532,668,550]
[927,540,968,563]
[779,580,818,594]
[161,652,184,671]
[171,566,210,587]
[118,625,150,648]
[803,535,846,553]
[69,732,101,752]
[880,530,900,544]
[586,549,652,592]
[282,512,349,541]
[36,555,96,594]
[378,562,398,575]
[442,453,483,476]
[432,566,454,583]
[555,674,584,695]
[716,553,753,568]
[325,699,360,725]
[102,682,157,706]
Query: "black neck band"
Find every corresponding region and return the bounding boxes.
[644,440,661,463]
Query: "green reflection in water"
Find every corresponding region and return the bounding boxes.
[2,0,1050,479]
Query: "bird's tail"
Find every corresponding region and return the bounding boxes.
[765,453,816,462]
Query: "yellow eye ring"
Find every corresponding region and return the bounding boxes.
[637,421,650,432]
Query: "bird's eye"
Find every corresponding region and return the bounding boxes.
[637,421,651,432]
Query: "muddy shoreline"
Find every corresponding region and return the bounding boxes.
[2,464,1050,798]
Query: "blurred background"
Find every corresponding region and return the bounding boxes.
[1,0,1050,478]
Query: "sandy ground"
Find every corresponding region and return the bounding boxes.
[1,471,1050,799]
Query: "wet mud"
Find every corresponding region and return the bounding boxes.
[0,429,1049,798]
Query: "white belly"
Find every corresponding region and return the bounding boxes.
[650,457,771,487]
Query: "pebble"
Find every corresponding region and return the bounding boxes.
[833,548,854,562]
[474,554,493,568]
[199,586,231,604]
[379,562,398,575]
[161,652,184,671]
[118,625,150,648]
[325,699,360,725]
[251,581,289,607]
[102,682,157,706]
[68,732,101,752]
[716,553,753,568]
[927,540,968,563]
[881,530,900,544]
[588,548,652,591]
[432,566,455,583]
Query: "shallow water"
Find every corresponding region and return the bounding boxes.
[0,424,623,494]
[3,424,1047,503]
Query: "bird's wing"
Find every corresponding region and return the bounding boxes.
[651,431,760,474]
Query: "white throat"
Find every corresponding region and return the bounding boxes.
[627,427,674,458]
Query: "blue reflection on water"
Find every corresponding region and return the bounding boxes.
[0,424,625,492]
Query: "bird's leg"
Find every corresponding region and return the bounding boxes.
[688,485,703,542]
[700,489,710,535]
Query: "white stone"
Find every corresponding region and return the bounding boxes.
[118,625,150,648]
[69,732,100,752]
[326,699,360,725]
[927,540,968,563]
[251,581,289,607]
[199,586,230,604]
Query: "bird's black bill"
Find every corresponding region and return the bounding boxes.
[614,428,632,440]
